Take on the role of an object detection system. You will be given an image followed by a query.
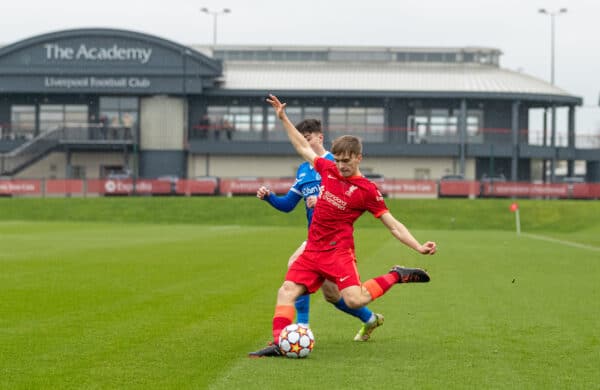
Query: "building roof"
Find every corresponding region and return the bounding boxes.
[193,45,581,104]
[221,61,567,95]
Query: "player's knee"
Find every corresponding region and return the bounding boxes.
[343,294,363,309]
[277,281,302,304]
[321,282,341,303]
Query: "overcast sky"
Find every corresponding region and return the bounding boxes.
[2,0,599,133]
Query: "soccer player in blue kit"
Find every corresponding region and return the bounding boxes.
[256,118,384,341]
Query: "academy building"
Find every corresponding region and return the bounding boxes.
[1,28,598,182]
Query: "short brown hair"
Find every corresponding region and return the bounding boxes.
[295,118,322,134]
[331,135,362,156]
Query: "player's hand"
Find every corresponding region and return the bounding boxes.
[266,94,287,120]
[256,185,271,199]
[418,241,437,255]
[306,196,317,208]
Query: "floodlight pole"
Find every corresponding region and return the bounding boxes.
[201,7,231,52]
[538,7,567,183]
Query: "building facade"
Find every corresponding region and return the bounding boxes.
[1,28,598,182]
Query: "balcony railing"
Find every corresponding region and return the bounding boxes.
[0,124,134,175]
[188,123,600,149]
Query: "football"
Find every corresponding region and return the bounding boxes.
[278,324,315,358]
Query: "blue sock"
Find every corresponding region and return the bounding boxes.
[334,298,373,323]
[295,294,310,324]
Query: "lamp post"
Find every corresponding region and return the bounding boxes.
[538,8,567,84]
[201,7,231,51]
[539,7,567,183]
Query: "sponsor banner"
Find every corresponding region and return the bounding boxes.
[219,178,295,195]
[571,183,600,199]
[176,179,218,195]
[439,181,481,197]
[45,180,84,194]
[86,179,171,195]
[380,180,437,195]
[0,180,42,195]
[483,182,569,197]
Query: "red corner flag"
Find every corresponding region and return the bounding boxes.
[509,202,519,213]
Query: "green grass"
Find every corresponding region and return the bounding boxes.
[1,199,599,388]
[1,197,600,232]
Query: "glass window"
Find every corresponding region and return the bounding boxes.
[99,97,138,135]
[241,52,255,61]
[99,97,120,110]
[466,110,483,142]
[414,168,431,180]
[463,53,475,63]
[328,106,384,142]
[39,104,89,133]
[285,52,300,61]
[264,106,324,141]
[271,51,284,61]
[65,105,88,123]
[304,107,324,121]
[39,105,64,132]
[256,51,269,61]
[206,105,263,141]
[203,104,325,142]
[427,53,444,62]
[10,105,36,139]
[407,53,427,62]
[269,107,301,141]
[252,107,263,132]
[71,165,86,179]
[409,108,482,144]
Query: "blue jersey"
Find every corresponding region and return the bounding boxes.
[265,152,334,227]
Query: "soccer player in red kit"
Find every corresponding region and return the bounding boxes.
[249,95,437,357]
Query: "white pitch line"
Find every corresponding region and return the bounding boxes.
[522,233,600,252]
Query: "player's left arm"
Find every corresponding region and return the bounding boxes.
[379,212,437,255]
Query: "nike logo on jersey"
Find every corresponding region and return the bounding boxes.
[339,275,350,282]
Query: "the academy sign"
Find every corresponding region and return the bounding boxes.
[44,43,153,64]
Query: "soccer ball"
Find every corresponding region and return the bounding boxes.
[278,324,315,358]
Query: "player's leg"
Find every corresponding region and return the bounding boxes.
[249,251,322,358]
[321,280,384,341]
[272,281,307,342]
[322,280,373,322]
[343,266,431,309]
[288,241,310,326]
[248,280,306,358]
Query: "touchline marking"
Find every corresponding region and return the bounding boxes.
[522,233,600,252]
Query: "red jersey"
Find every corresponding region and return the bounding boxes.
[305,156,389,252]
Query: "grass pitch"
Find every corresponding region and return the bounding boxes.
[1,199,599,389]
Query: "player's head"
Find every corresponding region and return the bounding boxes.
[296,118,324,152]
[331,135,363,177]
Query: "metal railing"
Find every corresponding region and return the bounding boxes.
[0,124,134,175]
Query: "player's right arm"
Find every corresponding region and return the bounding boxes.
[266,94,317,164]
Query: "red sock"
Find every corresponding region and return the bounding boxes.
[363,273,398,300]
[272,305,295,343]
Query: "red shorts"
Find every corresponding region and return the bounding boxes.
[285,247,361,293]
